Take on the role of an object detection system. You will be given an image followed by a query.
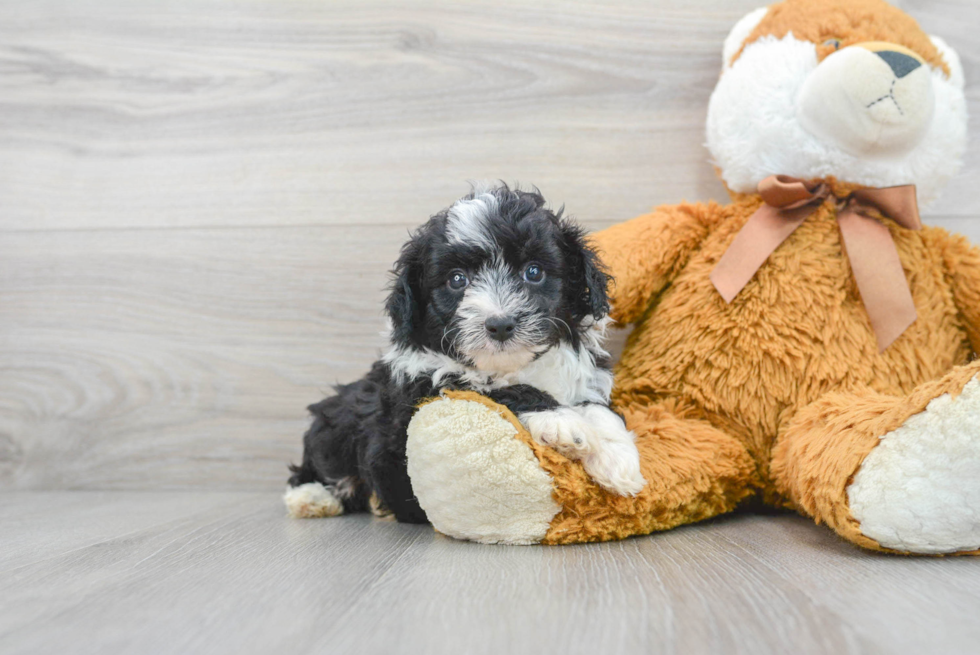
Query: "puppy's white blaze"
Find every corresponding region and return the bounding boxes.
[707,33,967,206]
[446,192,498,251]
[454,257,546,374]
[459,259,529,319]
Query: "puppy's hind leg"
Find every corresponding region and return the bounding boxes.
[284,410,368,519]
[283,480,344,519]
[364,439,429,524]
[285,463,371,518]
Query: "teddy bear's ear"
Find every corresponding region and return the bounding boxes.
[722,6,768,71]
[930,35,965,90]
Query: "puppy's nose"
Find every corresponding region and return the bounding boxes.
[876,50,921,78]
[485,316,517,342]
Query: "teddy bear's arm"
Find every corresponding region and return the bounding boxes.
[589,201,723,325]
[941,230,980,353]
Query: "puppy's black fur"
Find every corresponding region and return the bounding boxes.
[288,185,610,523]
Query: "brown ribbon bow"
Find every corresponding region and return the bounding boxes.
[710,175,922,352]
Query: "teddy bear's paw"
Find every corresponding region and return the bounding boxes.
[847,376,980,554]
[406,396,560,545]
[283,482,344,518]
[522,405,646,496]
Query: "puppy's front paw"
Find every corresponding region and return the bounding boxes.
[521,406,646,496]
[521,408,593,458]
[575,405,646,496]
[582,443,645,496]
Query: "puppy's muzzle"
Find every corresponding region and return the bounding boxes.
[485,315,517,343]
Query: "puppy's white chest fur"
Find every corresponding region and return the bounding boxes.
[492,343,613,406]
[383,321,614,407]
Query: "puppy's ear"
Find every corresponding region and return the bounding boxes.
[559,218,610,321]
[385,229,427,347]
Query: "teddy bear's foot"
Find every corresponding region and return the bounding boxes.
[774,362,980,554]
[407,391,758,545]
[406,394,560,544]
[847,376,980,554]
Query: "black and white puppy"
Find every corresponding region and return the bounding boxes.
[284,184,645,523]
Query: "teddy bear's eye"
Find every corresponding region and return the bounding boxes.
[823,38,842,50]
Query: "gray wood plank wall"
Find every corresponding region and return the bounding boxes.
[2,0,979,491]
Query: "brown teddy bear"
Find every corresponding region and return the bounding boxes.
[405,0,980,554]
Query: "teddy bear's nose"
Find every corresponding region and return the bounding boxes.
[876,50,922,78]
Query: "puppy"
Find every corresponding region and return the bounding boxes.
[285,184,645,523]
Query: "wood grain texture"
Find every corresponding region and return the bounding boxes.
[0,0,978,233]
[1,0,979,492]
[0,491,263,572]
[2,492,979,655]
[0,226,401,490]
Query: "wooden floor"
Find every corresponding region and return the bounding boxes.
[3,1,980,653]
[2,492,980,655]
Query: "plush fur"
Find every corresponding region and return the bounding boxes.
[286,184,643,523]
[404,0,980,553]
[406,393,561,544]
[707,0,967,206]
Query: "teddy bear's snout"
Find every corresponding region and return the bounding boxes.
[797,40,934,158]
[875,49,922,78]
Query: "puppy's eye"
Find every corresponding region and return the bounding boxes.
[523,263,545,284]
[447,270,469,290]
[823,38,841,50]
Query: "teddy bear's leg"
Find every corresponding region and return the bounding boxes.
[772,362,980,554]
[543,400,760,544]
[406,391,758,545]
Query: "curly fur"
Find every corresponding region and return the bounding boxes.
[286,183,631,522]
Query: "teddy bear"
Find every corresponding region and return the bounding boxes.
[404,0,980,554]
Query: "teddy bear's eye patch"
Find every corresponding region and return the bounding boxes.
[823,38,842,50]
